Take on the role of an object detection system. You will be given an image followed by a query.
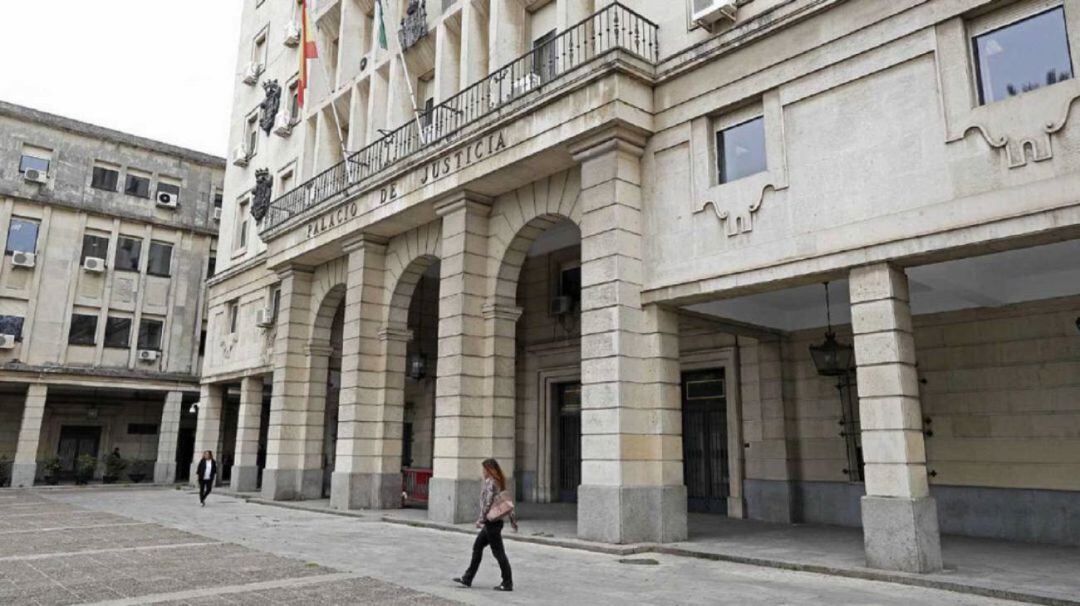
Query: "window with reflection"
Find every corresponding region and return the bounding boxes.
[717,116,767,184]
[974,7,1074,104]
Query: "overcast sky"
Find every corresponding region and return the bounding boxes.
[0,1,242,157]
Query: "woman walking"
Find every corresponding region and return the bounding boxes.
[196,451,217,507]
[453,458,517,591]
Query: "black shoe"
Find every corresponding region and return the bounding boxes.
[494,584,513,592]
[453,577,471,588]
[200,501,205,507]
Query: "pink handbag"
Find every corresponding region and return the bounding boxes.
[486,490,515,521]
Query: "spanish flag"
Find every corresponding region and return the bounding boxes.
[298,0,318,107]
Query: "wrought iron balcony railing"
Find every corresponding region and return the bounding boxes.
[260,2,658,233]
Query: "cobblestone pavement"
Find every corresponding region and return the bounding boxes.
[38,488,1029,606]
[0,490,455,605]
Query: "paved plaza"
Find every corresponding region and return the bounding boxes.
[0,487,1040,605]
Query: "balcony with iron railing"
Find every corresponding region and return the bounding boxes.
[259,2,658,234]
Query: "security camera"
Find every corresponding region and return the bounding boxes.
[188,403,199,414]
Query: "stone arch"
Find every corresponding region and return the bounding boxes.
[383,222,442,327]
[487,168,583,306]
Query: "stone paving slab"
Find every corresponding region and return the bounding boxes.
[0,522,208,559]
[149,576,459,605]
[0,511,132,533]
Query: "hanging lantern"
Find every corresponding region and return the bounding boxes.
[407,352,427,380]
[809,282,855,377]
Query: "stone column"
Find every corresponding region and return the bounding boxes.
[332,234,405,510]
[572,130,687,544]
[429,193,504,524]
[232,376,265,492]
[434,20,461,102]
[12,384,47,487]
[153,391,183,484]
[263,265,324,501]
[850,263,942,573]
[190,383,223,485]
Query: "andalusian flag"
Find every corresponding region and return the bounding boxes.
[298,0,318,107]
[374,0,388,50]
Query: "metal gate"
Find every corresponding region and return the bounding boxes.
[556,382,581,503]
[681,369,729,513]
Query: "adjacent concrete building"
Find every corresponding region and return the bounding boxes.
[0,101,223,487]
[205,0,1080,573]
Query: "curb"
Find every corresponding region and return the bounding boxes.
[227,495,1077,606]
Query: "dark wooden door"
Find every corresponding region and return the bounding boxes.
[57,426,101,479]
[175,427,195,482]
[681,369,729,513]
[556,382,581,503]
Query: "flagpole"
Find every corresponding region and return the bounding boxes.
[301,1,351,166]
[378,0,428,144]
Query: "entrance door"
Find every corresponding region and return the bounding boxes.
[175,427,195,483]
[556,382,581,503]
[57,426,102,480]
[681,369,729,513]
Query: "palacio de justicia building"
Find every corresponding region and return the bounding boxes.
[201,0,1080,573]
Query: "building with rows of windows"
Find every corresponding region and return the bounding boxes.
[0,101,223,488]
[204,0,1080,572]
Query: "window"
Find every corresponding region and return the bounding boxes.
[532,29,558,82]
[127,423,158,435]
[973,6,1074,104]
[558,264,581,306]
[81,234,109,263]
[5,218,39,255]
[207,255,217,278]
[246,113,259,157]
[147,241,173,277]
[138,318,163,350]
[0,316,24,340]
[115,236,142,272]
[18,146,50,175]
[227,300,240,334]
[271,286,281,319]
[91,163,120,191]
[199,329,207,357]
[124,171,152,198]
[68,314,98,345]
[213,189,224,209]
[717,116,767,183]
[279,168,295,193]
[236,199,250,251]
[287,79,300,122]
[252,27,269,67]
[157,180,180,199]
[104,317,132,348]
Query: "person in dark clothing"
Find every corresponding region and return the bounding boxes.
[195,451,217,507]
[454,458,517,591]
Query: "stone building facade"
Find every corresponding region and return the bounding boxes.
[0,101,223,487]
[206,0,1080,572]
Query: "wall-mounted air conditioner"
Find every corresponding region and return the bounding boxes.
[156,191,179,209]
[242,61,262,85]
[274,111,295,137]
[692,0,738,30]
[284,21,301,47]
[212,207,222,221]
[0,335,15,349]
[550,295,574,316]
[23,168,48,184]
[255,307,276,328]
[11,251,35,268]
[137,349,160,362]
[83,256,106,273]
[232,144,250,167]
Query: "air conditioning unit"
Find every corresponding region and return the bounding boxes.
[494,73,541,107]
[550,295,574,316]
[284,21,301,47]
[242,62,262,85]
[0,335,15,349]
[212,207,222,221]
[11,251,35,268]
[692,0,738,29]
[232,144,250,167]
[83,256,106,273]
[255,307,275,328]
[23,168,48,184]
[274,111,295,137]
[156,190,179,209]
[137,349,160,362]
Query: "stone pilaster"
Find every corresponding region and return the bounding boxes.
[331,235,405,510]
[429,193,501,524]
[263,264,324,501]
[232,376,265,492]
[572,130,687,544]
[850,262,942,573]
[12,384,47,488]
[740,336,796,523]
[190,383,223,485]
[153,391,183,484]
